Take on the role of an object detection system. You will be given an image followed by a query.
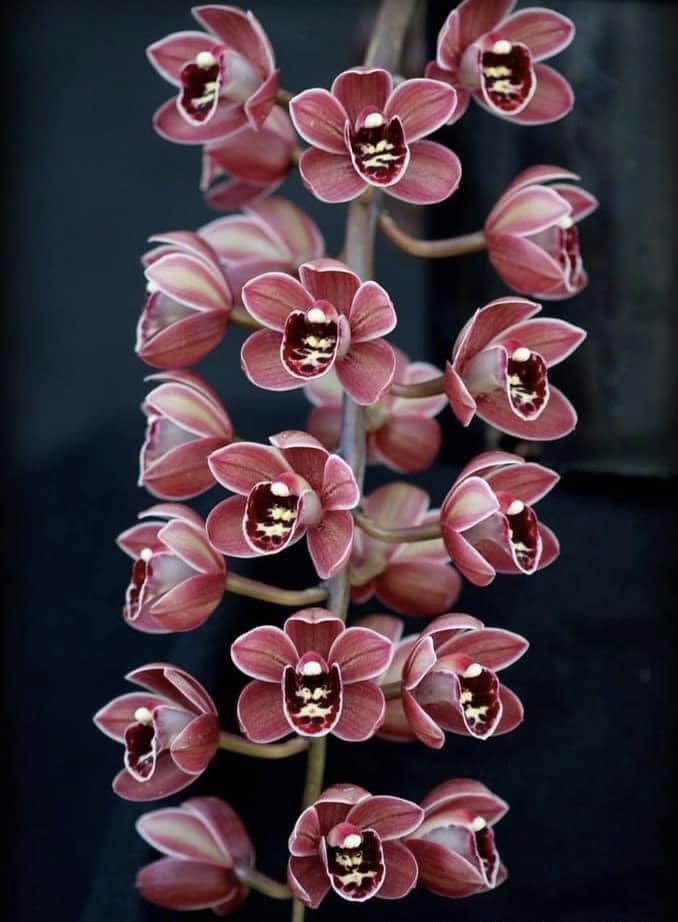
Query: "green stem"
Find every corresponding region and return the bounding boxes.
[390,373,445,399]
[354,509,442,544]
[379,212,487,258]
[225,572,328,607]
[235,866,292,900]
[218,732,309,760]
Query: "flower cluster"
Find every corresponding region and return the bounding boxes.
[97,1,594,917]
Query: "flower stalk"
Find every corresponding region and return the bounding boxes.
[379,212,487,258]
[225,572,328,607]
[354,509,442,544]
[218,731,309,759]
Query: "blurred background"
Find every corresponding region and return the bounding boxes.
[3,1,676,920]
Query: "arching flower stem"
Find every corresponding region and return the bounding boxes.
[235,865,293,900]
[230,305,263,330]
[379,212,487,258]
[218,731,309,759]
[354,509,442,544]
[390,373,445,398]
[276,87,293,109]
[225,572,328,606]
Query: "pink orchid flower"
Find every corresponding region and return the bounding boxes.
[198,196,324,304]
[240,259,397,405]
[485,165,599,298]
[118,504,225,633]
[352,483,461,616]
[138,231,232,369]
[147,5,278,145]
[207,430,359,579]
[94,664,219,801]
[136,797,254,914]
[140,371,233,500]
[440,450,560,586]
[305,346,447,473]
[444,296,586,440]
[200,107,296,210]
[406,779,509,898]
[426,0,575,125]
[365,613,527,749]
[290,67,461,204]
[288,784,423,906]
[231,608,392,742]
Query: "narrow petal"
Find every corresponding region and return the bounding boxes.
[487,185,570,237]
[384,79,457,141]
[237,681,290,742]
[333,682,385,741]
[289,806,321,857]
[208,441,288,493]
[136,808,224,865]
[500,317,586,366]
[137,857,235,910]
[476,385,577,440]
[170,713,219,774]
[378,698,417,741]
[145,253,230,313]
[336,340,396,405]
[500,8,575,61]
[537,523,560,569]
[377,559,461,617]
[199,214,284,261]
[508,63,574,125]
[144,382,230,439]
[147,573,224,632]
[153,97,246,145]
[442,477,499,531]
[241,330,301,391]
[192,6,274,74]
[373,416,441,473]
[93,692,162,742]
[551,183,599,222]
[328,627,393,683]
[244,69,279,130]
[321,454,360,510]
[444,363,477,427]
[289,88,347,153]
[402,691,445,748]
[379,841,420,898]
[157,519,221,574]
[404,636,437,687]
[298,149,366,203]
[241,272,312,330]
[388,140,461,205]
[349,281,397,342]
[147,31,214,86]
[442,530,496,587]
[484,461,559,504]
[306,510,353,579]
[298,261,361,315]
[456,0,517,49]
[284,609,344,661]
[137,308,228,370]
[347,796,424,840]
[444,628,528,670]
[488,233,564,294]
[142,439,224,501]
[205,496,258,557]
[113,754,192,802]
[231,625,298,681]
[453,297,541,365]
[405,839,485,898]
[494,685,524,734]
[287,856,331,909]
[184,797,254,868]
[331,68,392,125]
[420,778,508,819]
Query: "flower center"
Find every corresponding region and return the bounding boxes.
[244,481,299,553]
[281,304,339,378]
[180,52,221,122]
[348,111,408,186]
[480,41,533,113]
[325,823,385,901]
[283,655,342,735]
[459,663,501,737]
[557,222,585,291]
[473,817,500,888]
[125,547,153,621]
[502,496,541,571]
[506,346,548,418]
[124,715,157,781]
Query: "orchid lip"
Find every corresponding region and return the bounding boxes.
[283,659,342,736]
[281,307,341,379]
[459,665,502,738]
[325,825,385,901]
[244,480,301,554]
[506,348,548,419]
[480,42,534,114]
[124,719,157,781]
[502,494,542,572]
[347,113,409,188]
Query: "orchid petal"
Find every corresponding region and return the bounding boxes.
[287,856,331,909]
[331,68,392,125]
[506,62,574,125]
[405,839,486,898]
[484,461,559,504]
[113,753,192,802]
[348,281,397,342]
[147,31,214,86]
[487,185,571,237]
[336,340,396,405]
[333,682,385,741]
[298,148,366,203]
[380,840,420,898]
[377,559,462,617]
[136,807,225,865]
[137,857,237,909]
[347,797,424,840]
[500,8,575,61]
[384,78,458,141]
[170,713,219,774]
[237,680,290,742]
[328,627,393,683]
[208,441,288,493]
[241,330,301,391]
[476,384,577,440]
[206,496,258,557]
[374,416,442,474]
[153,97,246,145]
[306,510,353,580]
[284,609,344,660]
[192,6,274,73]
[231,625,298,681]
[388,140,461,205]
[289,88,348,153]
[241,272,312,329]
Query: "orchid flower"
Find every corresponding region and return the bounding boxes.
[366,614,527,748]
[207,430,359,579]
[427,0,575,125]
[140,370,233,500]
[148,5,278,144]
[199,196,324,303]
[231,608,392,742]
[444,296,586,439]
[406,779,509,897]
[136,797,254,914]
[138,231,232,368]
[288,784,423,906]
[484,165,599,298]
[352,483,461,616]
[240,259,397,405]
[94,664,219,801]
[290,67,461,204]
[117,504,225,633]
[201,107,296,210]
[305,346,447,473]
[440,450,560,586]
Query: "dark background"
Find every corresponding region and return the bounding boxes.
[3,2,676,921]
